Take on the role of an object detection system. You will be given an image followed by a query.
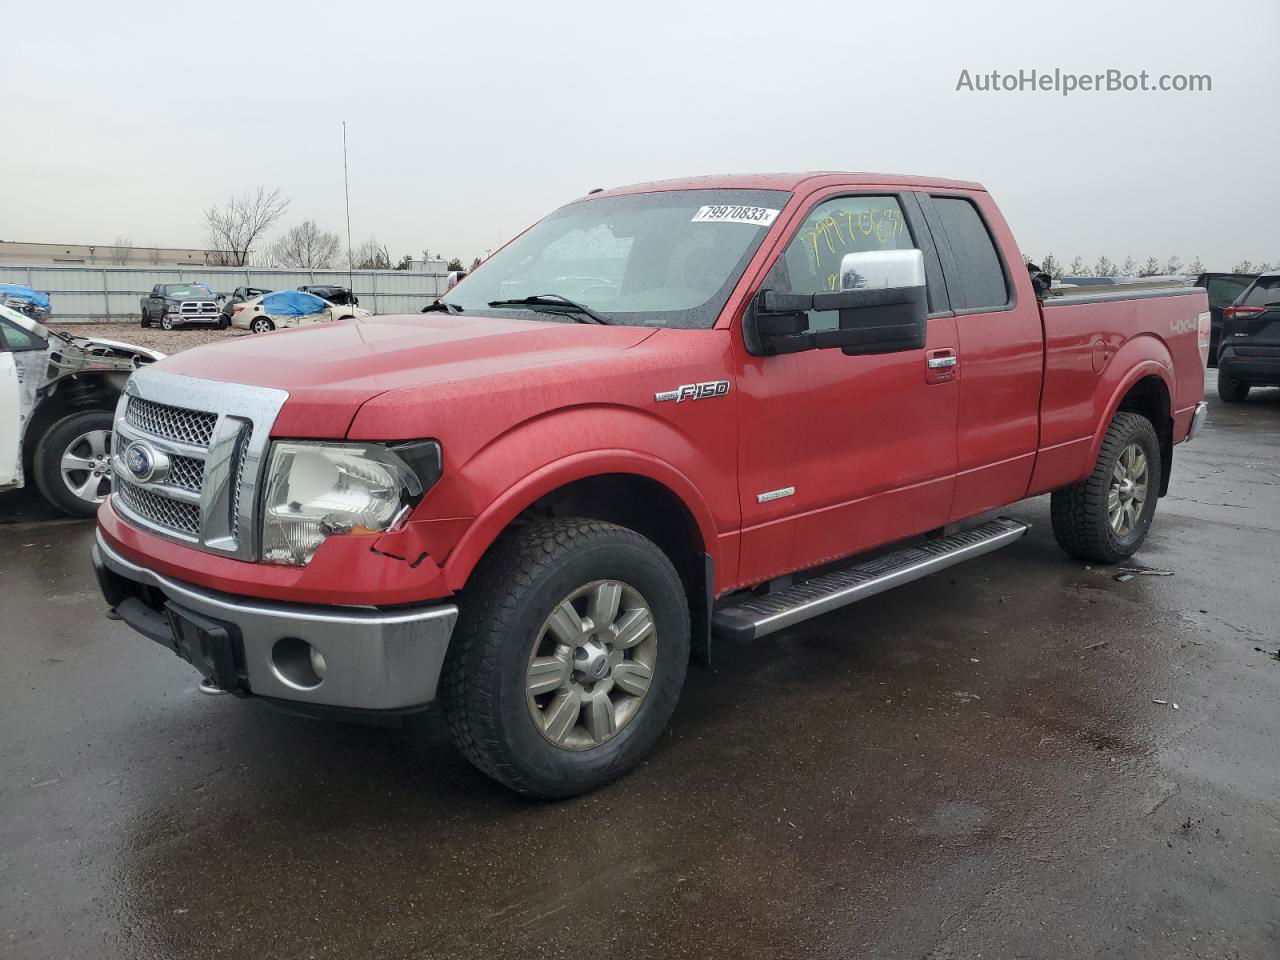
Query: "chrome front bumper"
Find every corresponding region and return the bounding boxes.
[94,532,458,712]
[1187,401,1209,441]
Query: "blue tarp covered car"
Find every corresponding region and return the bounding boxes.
[260,290,329,316]
[0,283,52,320]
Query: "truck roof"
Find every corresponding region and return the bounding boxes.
[590,172,986,199]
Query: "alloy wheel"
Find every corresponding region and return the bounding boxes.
[1108,442,1149,536]
[525,579,658,750]
[60,429,113,505]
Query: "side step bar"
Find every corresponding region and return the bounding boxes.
[712,517,1029,642]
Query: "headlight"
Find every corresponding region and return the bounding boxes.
[260,441,441,565]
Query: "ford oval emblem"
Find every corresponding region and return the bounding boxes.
[124,441,156,482]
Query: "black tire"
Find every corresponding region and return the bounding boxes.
[1217,367,1250,403]
[218,315,231,330]
[251,317,275,334]
[33,410,115,519]
[1051,412,1162,564]
[140,315,151,328]
[441,518,690,798]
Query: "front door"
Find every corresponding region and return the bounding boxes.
[734,191,960,587]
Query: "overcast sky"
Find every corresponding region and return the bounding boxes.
[5,0,1277,269]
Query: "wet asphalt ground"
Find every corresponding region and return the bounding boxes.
[2,376,1278,960]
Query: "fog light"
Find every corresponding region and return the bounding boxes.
[309,646,328,680]
[271,637,326,689]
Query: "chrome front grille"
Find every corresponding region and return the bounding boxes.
[179,301,220,315]
[116,479,201,535]
[110,370,288,560]
[125,396,217,446]
[167,454,205,491]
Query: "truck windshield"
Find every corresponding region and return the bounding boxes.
[441,189,791,329]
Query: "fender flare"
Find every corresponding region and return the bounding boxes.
[441,448,721,592]
[1084,352,1174,471]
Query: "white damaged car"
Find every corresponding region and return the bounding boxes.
[0,304,163,517]
[230,289,368,334]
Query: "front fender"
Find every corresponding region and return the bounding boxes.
[440,446,722,593]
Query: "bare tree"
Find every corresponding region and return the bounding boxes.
[350,238,392,270]
[1068,256,1088,276]
[1164,255,1183,275]
[1232,259,1255,273]
[1138,256,1162,277]
[147,246,162,266]
[446,257,464,272]
[108,236,134,265]
[270,220,341,268]
[1120,256,1137,277]
[1187,257,1205,274]
[1040,253,1063,279]
[1094,256,1116,277]
[203,187,291,266]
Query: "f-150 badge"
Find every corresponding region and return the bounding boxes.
[655,380,730,403]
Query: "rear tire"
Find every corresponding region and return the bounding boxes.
[251,317,275,334]
[1217,367,1250,403]
[441,518,690,798]
[1050,411,1161,564]
[33,410,115,519]
[140,316,151,328]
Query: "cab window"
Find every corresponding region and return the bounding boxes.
[764,195,915,332]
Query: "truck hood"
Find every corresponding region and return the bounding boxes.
[154,314,658,436]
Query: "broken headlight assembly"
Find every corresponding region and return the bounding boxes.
[260,440,442,565]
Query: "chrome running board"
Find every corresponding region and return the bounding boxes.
[712,517,1029,642]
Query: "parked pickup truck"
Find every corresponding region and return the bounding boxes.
[94,173,1210,798]
[139,283,224,330]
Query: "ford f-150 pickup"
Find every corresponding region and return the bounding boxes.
[93,173,1211,797]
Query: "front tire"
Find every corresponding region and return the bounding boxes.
[441,519,690,798]
[160,314,174,331]
[1217,367,1250,403]
[1051,411,1162,564]
[33,410,115,518]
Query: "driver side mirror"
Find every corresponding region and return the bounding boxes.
[745,249,928,357]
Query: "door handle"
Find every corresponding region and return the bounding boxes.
[925,348,958,384]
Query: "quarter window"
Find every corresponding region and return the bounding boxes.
[931,197,1008,310]
[765,195,915,332]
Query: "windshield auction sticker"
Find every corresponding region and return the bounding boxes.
[690,205,780,226]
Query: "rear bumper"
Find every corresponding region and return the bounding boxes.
[1220,347,1280,385]
[94,531,458,712]
[1186,401,1208,442]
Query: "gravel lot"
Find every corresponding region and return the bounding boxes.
[53,321,249,355]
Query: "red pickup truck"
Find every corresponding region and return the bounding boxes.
[94,173,1210,797]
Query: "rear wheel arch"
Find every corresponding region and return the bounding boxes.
[1092,365,1175,498]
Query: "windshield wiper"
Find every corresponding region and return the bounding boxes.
[421,300,463,315]
[487,294,608,325]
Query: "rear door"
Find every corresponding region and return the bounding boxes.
[917,192,1044,520]
[1204,274,1254,359]
[0,316,45,487]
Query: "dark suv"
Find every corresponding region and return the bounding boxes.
[298,284,359,307]
[1190,272,1256,366]
[1218,272,1280,403]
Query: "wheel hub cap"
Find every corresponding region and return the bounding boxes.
[525,580,658,751]
[1108,442,1149,536]
[60,429,114,505]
